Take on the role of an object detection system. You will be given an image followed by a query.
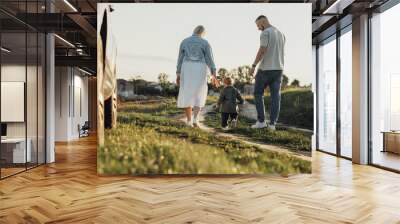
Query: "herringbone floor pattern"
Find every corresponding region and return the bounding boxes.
[1,135,400,224]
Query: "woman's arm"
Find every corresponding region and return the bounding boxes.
[204,41,216,76]
[176,41,185,75]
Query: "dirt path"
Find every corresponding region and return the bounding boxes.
[179,104,311,161]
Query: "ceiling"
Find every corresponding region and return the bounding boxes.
[0,0,392,75]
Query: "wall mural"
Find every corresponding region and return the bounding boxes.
[97,3,313,175]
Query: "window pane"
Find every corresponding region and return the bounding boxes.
[1,31,28,177]
[340,30,352,158]
[371,3,400,171]
[318,37,337,154]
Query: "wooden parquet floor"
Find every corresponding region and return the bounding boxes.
[1,135,400,224]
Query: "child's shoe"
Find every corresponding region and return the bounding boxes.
[230,119,237,128]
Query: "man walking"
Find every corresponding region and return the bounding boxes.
[249,15,285,131]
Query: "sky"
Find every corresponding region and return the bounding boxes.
[98,3,312,85]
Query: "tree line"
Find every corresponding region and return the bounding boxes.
[157,65,307,92]
[124,66,308,97]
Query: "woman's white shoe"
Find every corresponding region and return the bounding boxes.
[192,117,199,127]
[186,120,193,127]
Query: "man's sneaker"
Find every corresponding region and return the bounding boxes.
[230,119,237,128]
[267,124,276,131]
[222,126,230,131]
[251,121,267,129]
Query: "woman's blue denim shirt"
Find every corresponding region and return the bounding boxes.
[176,35,216,75]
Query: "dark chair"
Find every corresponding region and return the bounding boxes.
[79,121,90,138]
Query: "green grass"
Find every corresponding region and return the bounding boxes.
[100,123,251,174]
[99,100,311,175]
[203,111,311,154]
[118,99,181,117]
[206,95,218,105]
[247,88,313,130]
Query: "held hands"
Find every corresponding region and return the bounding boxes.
[177,73,219,87]
[238,103,244,112]
[211,74,220,87]
[213,104,219,111]
[249,67,255,77]
[176,73,180,86]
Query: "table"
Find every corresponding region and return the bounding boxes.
[1,138,32,163]
[382,131,400,154]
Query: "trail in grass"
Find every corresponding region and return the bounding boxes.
[181,104,311,161]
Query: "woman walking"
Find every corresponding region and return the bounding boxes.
[176,25,218,127]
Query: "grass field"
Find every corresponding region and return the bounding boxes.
[99,99,311,175]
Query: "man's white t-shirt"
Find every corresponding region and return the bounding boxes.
[259,26,285,71]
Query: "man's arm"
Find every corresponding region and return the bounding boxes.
[250,31,269,76]
[252,46,267,67]
[249,46,267,76]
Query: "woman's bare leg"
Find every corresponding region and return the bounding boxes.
[185,107,192,124]
[193,106,201,126]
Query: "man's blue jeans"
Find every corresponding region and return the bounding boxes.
[253,70,283,125]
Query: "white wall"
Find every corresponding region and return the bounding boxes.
[71,72,89,138]
[55,66,70,141]
[55,67,89,141]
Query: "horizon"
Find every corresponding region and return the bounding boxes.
[116,70,310,87]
